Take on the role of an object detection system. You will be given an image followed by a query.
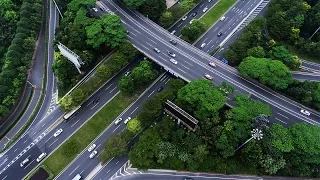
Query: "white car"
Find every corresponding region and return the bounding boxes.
[201,43,206,48]
[205,74,213,80]
[300,109,310,116]
[182,16,188,21]
[54,129,63,137]
[92,8,98,12]
[171,30,176,35]
[114,118,123,125]
[20,158,29,167]
[209,62,216,67]
[189,19,195,24]
[170,58,178,64]
[168,51,176,57]
[203,7,208,12]
[220,16,226,21]
[90,150,98,159]
[88,144,96,152]
[153,47,160,53]
[124,117,132,124]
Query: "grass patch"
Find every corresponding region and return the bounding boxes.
[286,44,320,64]
[42,92,140,176]
[201,0,237,28]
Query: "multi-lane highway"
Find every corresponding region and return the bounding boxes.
[98,0,320,129]
[54,73,171,180]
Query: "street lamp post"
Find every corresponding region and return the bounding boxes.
[52,0,63,18]
[235,128,263,152]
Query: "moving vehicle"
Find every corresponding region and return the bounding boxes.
[205,74,213,80]
[168,51,176,57]
[170,39,177,45]
[20,158,29,167]
[191,12,197,17]
[182,16,188,21]
[63,106,81,121]
[88,144,96,152]
[171,30,176,35]
[220,16,226,21]
[153,47,160,53]
[201,43,206,48]
[189,19,195,24]
[217,32,223,37]
[54,129,63,137]
[124,117,132,124]
[170,58,178,64]
[36,152,47,162]
[300,109,310,116]
[72,174,82,180]
[124,71,131,76]
[93,97,100,104]
[92,8,98,12]
[90,150,98,158]
[209,62,216,67]
[115,118,123,125]
[157,86,164,92]
[203,6,208,12]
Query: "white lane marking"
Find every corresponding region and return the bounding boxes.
[23,140,27,144]
[14,148,18,153]
[109,87,117,93]
[180,64,190,70]
[24,159,35,169]
[165,79,171,84]
[130,32,137,36]
[41,123,46,128]
[49,139,58,148]
[112,125,121,133]
[1,175,7,180]
[71,119,80,127]
[116,161,119,164]
[184,61,193,66]
[200,4,204,8]
[207,39,213,45]
[32,131,37,136]
[147,90,155,98]
[69,165,79,176]
[277,113,289,119]
[91,102,99,110]
[213,27,218,32]
[177,23,182,27]
[275,118,287,124]
[177,67,186,73]
[131,107,139,115]
[107,169,111,173]
[145,41,153,47]
[149,39,157,44]
[80,170,84,175]
[105,83,113,91]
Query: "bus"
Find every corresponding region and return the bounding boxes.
[72,174,81,180]
[63,105,81,121]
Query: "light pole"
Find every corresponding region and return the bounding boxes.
[309,26,320,40]
[235,128,263,152]
[52,0,63,18]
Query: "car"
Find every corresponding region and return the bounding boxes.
[219,87,228,94]
[20,158,29,167]
[220,16,226,21]
[124,117,132,124]
[36,152,47,162]
[209,62,216,67]
[203,6,208,12]
[126,30,130,34]
[157,86,164,92]
[201,43,206,48]
[124,71,131,76]
[89,150,98,158]
[114,118,123,125]
[99,7,104,11]
[170,39,177,45]
[168,51,176,57]
[300,109,310,116]
[92,8,98,12]
[88,144,96,152]
[208,0,212,2]
[153,47,160,53]
[171,30,176,35]
[189,19,195,24]
[93,97,100,104]
[53,129,63,137]
[191,12,197,17]
[184,178,194,180]
[205,74,213,80]
[182,16,188,21]
[170,58,178,64]
[217,32,223,37]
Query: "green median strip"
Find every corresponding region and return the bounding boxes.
[201,0,237,28]
[41,92,139,176]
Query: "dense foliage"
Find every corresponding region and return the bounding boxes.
[122,0,166,21]
[181,19,207,43]
[0,0,42,122]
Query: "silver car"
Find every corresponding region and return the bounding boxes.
[114,118,123,125]
[90,150,98,159]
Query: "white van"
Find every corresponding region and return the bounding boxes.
[72,174,82,180]
[36,152,47,162]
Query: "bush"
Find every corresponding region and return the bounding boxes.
[63,140,80,157]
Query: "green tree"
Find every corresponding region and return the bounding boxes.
[269,45,301,70]
[181,19,206,43]
[269,123,294,153]
[160,11,174,28]
[137,98,162,126]
[239,57,293,90]
[127,118,142,133]
[118,76,135,94]
[247,46,266,58]
[60,95,74,111]
[123,0,147,9]
[259,155,286,175]
[100,134,127,163]
[131,60,155,86]
[67,0,95,12]
[176,79,226,119]
[139,0,166,20]
[86,14,126,48]
[70,88,86,105]
[179,0,195,10]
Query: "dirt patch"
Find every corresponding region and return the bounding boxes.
[30,167,49,180]
[166,0,178,8]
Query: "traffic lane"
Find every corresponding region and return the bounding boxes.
[301,60,320,73]
[0,144,42,180]
[292,73,320,82]
[56,74,170,180]
[93,155,129,180]
[170,0,220,36]
[102,0,320,123]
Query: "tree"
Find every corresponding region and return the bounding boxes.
[131,60,155,86]
[70,88,86,105]
[181,20,206,43]
[259,155,286,175]
[86,14,126,48]
[118,76,135,94]
[238,57,293,90]
[138,0,166,20]
[252,114,269,129]
[67,0,95,12]
[269,123,293,153]
[176,79,226,119]
[137,98,162,126]
[269,45,301,70]
[160,11,174,28]
[247,46,266,58]
[127,118,142,133]
[60,95,74,111]
[179,0,195,10]
[123,0,147,9]
[100,134,127,163]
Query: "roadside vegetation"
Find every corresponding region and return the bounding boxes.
[128,79,320,178]
[0,0,42,123]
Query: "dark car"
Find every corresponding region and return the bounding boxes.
[191,12,197,17]
[93,97,100,104]
[217,32,223,37]
[170,39,177,45]
[157,86,164,92]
